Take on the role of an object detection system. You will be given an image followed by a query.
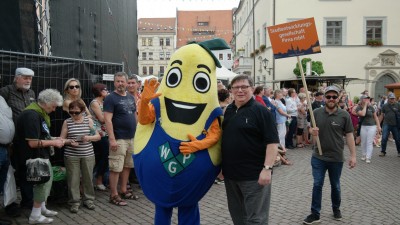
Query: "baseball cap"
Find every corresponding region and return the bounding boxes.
[15,68,34,76]
[324,86,340,95]
[360,95,370,101]
[388,93,396,99]
[315,92,324,97]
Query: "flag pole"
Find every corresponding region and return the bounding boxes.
[297,56,322,155]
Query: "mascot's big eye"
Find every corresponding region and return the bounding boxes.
[193,72,210,93]
[166,68,182,88]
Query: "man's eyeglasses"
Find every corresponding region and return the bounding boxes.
[69,111,82,115]
[231,85,251,91]
[68,85,80,90]
[325,95,338,100]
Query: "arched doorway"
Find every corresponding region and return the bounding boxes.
[375,74,395,100]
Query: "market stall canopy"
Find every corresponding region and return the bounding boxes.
[216,66,237,81]
[384,82,400,89]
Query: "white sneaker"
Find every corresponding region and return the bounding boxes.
[42,209,58,217]
[361,156,366,161]
[29,215,54,224]
[366,159,371,163]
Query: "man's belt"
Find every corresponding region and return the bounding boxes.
[0,143,9,148]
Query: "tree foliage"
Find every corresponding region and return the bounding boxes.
[293,58,325,77]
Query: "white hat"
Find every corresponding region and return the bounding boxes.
[15,68,34,76]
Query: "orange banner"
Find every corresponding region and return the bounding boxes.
[268,18,321,59]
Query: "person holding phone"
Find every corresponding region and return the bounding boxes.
[60,100,100,213]
[356,95,381,163]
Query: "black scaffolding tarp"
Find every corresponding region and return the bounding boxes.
[0,50,123,165]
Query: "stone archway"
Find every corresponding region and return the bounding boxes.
[374,74,395,100]
[365,49,400,99]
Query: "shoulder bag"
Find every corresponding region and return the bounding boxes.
[26,140,51,185]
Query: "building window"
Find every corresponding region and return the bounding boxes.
[160,52,164,60]
[159,38,164,46]
[149,52,153,60]
[148,38,153,46]
[160,66,164,75]
[326,21,342,45]
[219,54,223,60]
[198,22,209,26]
[256,29,260,48]
[166,38,170,46]
[142,52,147,60]
[149,66,153,75]
[142,38,146,46]
[366,20,382,42]
[166,52,170,59]
[192,30,215,36]
[143,66,147,75]
[227,53,232,60]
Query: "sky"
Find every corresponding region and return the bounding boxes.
[137,0,240,19]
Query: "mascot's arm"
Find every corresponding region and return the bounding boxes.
[138,79,161,125]
[179,118,221,154]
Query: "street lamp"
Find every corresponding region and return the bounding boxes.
[261,58,272,75]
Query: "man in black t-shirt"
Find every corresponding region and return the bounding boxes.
[378,93,400,156]
[221,75,279,225]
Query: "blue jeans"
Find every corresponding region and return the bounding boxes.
[285,116,297,147]
[381,124,400,153]
[311,157,343,216]
[0,146,10,193]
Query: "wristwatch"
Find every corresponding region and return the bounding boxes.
[263,165,273,171]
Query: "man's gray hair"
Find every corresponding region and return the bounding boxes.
[128,74,139,82]
[230,74,253,87]
[38,89,63,106]
[115,72,128,81]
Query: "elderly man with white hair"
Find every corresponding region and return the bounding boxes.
[0,68,36,124]
[0,67,36,216]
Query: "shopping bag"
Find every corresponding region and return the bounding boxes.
[3,165,17,206]
[26,158,51,184]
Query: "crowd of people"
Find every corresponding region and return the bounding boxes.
[0,69,143,224]
[0,67,398,224]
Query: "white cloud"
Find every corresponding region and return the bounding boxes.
[137,0,239,19]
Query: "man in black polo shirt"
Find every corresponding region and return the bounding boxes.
[303,86,357,224]
[222,75,279,225]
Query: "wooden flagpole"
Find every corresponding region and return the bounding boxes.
[297,56,322,155]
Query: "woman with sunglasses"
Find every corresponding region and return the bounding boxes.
[63,78,91,117]
[60,100,100,213]
[356,95,381,163]
[88,83,110,191]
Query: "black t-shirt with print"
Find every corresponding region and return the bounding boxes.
[14,110,51,162]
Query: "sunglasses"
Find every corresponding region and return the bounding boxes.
[69,111,82,115]
[325,95,338,100]
[68,85,80,90]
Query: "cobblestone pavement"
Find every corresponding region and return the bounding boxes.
[1,142,400,225]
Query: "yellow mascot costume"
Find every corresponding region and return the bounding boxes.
[133,38,230,225]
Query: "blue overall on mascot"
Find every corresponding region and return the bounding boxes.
[134,38,230,225]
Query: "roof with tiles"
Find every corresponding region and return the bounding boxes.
[138,18,176,34]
